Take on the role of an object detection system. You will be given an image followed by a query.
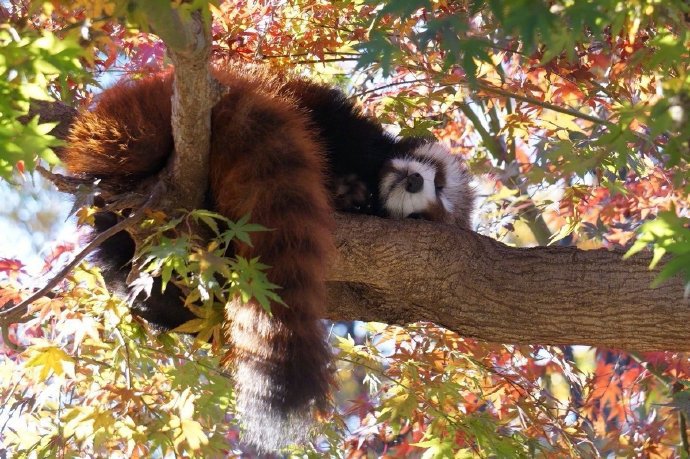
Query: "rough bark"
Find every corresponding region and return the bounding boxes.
[23,99,76,142]
[25,88,690,353]
[145,6,220,209]
[327,214,690,351]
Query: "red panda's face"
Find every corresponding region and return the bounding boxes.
[379,142,471,225]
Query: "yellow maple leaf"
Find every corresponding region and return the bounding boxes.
[75,206,97,226]
[25,345,75,380]
[179,419,208,450]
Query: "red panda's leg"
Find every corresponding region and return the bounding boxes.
[209,89,334,451]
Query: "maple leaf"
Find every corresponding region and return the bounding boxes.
[24,344,75,380]
[178,419,209,451]
[41,242,76,274]
[0,284,24,309]
[0,258,26,281]
[75,205,98,226]
[29,296,65,321]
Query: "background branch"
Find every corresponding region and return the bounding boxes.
[0,191,158,324]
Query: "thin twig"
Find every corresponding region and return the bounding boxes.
[353,77,435,97]
[262,51,361,59]
[0,187,161,324]
[353,72,614,127]
[681,411,689,454]
[629,351,690,453]
[114,327,132,389]
[457,102,503,158]
[475,81,615,127]
[1,322,23,351]
[36,166,98,194]
[36,166,151,205]
[292,57,360,65]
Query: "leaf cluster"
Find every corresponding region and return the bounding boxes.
[0,20,87,179]
[0,265,236,457]
[129,209,280,345]
[334,324,597,457]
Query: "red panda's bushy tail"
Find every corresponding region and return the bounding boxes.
[209,74,334,451]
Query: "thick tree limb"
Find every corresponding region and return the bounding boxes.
[163,9,220,209]
[327,214,690,352]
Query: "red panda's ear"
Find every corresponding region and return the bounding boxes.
[60,73,175,181]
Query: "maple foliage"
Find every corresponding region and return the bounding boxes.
[1,0,690,457]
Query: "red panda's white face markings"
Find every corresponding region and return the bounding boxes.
[379,156,439,219]
[379,142,471,224]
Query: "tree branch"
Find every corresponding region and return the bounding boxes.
[475,81,615,127]
[326,214,690,352]
[150,6,220,209]
[21,99,77,143]
[0,187,161,324]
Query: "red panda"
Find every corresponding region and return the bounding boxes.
[60,64,474,452]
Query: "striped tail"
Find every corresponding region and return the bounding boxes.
[209,73,335,452]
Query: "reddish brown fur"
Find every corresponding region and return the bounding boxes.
[209,71,335,438]
[63,71,175,186]
[60,66,335,451]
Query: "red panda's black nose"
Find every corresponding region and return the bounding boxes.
[405,173,424,193]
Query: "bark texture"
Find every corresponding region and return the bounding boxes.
[166,12,219,209]
[145,7,220,209]
[327,214,690,351]
[23,99,76,141]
